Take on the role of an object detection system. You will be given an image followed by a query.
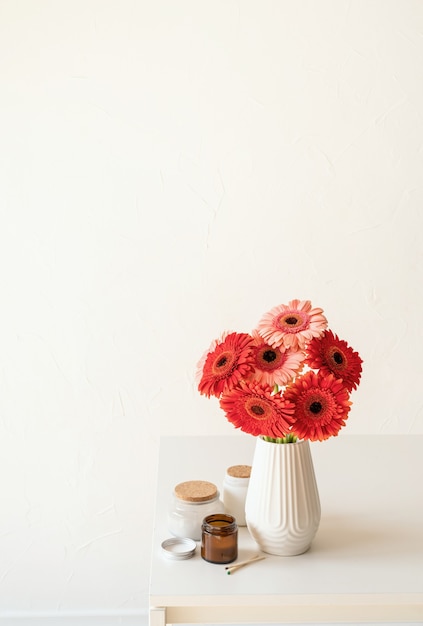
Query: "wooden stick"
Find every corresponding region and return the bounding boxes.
[225,554,263,569]
[226,554,266,574]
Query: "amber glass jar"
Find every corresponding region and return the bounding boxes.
[201,514,238,564]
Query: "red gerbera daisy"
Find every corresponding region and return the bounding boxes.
[219,380,296,438]
[284,371,351,441]
[306,330,363,391]
[197,332,255,398]
[257,299,327,350]
[250,331,305,387]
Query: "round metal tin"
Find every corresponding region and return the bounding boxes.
[161,537,196,560]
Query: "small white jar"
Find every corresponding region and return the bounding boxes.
[168,480,224,541]
[222,465,251,526]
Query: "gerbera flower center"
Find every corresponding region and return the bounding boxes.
[276,311,310,335]
[333,351,343,365]
[211,350,234,376]
[309,401,323,414]
[285,316,298,325]
[263,350,277,363]
[244,397,270,421]
[255,345,285,375]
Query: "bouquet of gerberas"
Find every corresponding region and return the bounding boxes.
[196,299,362,442]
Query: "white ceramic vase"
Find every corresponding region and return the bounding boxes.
[245,436,321,556]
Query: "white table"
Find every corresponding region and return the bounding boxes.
[149,434,423,625]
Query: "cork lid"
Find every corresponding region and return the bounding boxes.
[226,464,251,479]
[174,480,218,503]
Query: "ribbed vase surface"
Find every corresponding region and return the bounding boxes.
[245,437,321,556]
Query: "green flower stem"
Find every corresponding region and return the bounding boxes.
[262,434,298,444]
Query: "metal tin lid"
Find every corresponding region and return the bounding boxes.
[161,537,196,560]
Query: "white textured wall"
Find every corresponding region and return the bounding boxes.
[1,0,422,621]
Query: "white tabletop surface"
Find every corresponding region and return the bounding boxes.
[149,434,423,622]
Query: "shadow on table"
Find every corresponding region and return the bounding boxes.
[312,513,422,557]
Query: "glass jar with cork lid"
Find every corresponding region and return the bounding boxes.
[222,464,251,526]
[168,480,225,541]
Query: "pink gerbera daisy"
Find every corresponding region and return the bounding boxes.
[257,299,327,350]
[305,330,363,391]
[220,380,296,438]
[249,331,305,387]
[197,332,255,398]
[284,370,351,441]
